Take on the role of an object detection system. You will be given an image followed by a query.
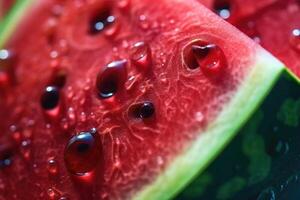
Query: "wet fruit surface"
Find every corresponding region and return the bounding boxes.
[0,0,257,199]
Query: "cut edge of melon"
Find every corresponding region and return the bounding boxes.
[133,49,285,200]
[0,0,33,48]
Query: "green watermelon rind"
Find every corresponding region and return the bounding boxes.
[134,50,286,200]
[0,0,33,48]
[1,2,299,200]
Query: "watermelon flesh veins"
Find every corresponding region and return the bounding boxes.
[0,0,285,199]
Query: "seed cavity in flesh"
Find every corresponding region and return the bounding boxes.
[0,145,13,169]
[64,129,101,175]
[183,40,227,77]
[41,86,60,110]
[89,8,116,35]
[130,101,155,119]
[213,0,231,20]
[50,69,67,88]
[130,42,152,71]
[96,60,127,99]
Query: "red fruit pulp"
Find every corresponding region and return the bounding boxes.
[235,0,300,77]
[200,0,300,77]
[0,0,256,199]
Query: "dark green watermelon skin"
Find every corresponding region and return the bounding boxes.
[177,73,300,200]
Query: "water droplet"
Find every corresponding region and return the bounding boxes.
[96,60,127,99]
[257,187,276,200]
[0,49,15,87]
[44,18,58,44]
[195,112,204,122]
[89,8,116,35]
[0,144,13,169]
[183,40,227,77]
[47,188,60,199]
[64,130,102,175]
[9,125,21,143]
[290,28,300,52]
[139,15,149,30]
[20,139,32,160]
[40,86,60,110]
[130,101,155,119]
[59,196,69,200]
[47,158,58,175]
[104,22,120,38]
[130,42,152,71]
[117,0,130,10]
[268,138,289,157]
[214,0,231,20]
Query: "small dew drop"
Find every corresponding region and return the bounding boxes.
[47,188,60,200]
[214,0,231,20]
[290,28,300,52]
[195,112,204,123]
[47,158,58,175]
[64,130,102,175]
[9,125,21,143]
[89,8,116,35]
[20,139,32,160]
[96,60,127,99]
[257,187,276,200]
[0,49,15,87]
[130,42,152,71]
[117,0,130,10]
[139,15,149,30]
[40,86,60,110]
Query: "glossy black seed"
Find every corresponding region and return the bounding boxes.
[138,102,155,119]
[64,131,101,175]
[40,86,60,110]
[89,9,115,34]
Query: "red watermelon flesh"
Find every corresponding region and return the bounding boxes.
[0,0,15,18]
[199,0,300,77]
[235,0,300,78]
[0,0,284,199]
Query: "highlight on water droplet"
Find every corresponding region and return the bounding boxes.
[183,40,227,77]
[47,157,59,175]
[290,28,300,52]
[257,187,276,200]
[213,0,231,20]
[64,129,102,175]
[89,5,116,35]
[96,60,127,99]
[130,41,152,71]
[0,49,16,87]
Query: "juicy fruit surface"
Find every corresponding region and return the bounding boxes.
[236,0,300,78]
[0,0,258,199]
[201,0,300,77]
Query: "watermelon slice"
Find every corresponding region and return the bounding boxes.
[0,0,299,200]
